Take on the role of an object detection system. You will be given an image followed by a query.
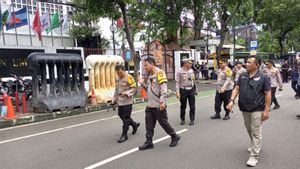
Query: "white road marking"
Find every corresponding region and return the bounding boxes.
[0,95,211,144]
[84,129,188,169]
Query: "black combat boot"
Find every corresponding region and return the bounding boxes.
[273,105,280,110]
[132,122,140,135]
[210,113,221,119]
[189,120,194,125]
[139,141,154,150]
[169,134,181,147]
[180,120,185,125]
[117,134,128,143]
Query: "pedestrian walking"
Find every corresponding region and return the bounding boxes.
[112,64,140,143]
[138,57,180,150]
[291,63,299,98]
[264,60,283,109]
[176,58,197,125]
[226,55,271,167]
[203,63,209,80]
[195,61,201,80]
[210,59,234,120]
[281,60,289,83]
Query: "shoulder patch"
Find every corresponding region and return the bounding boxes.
[225,68,232,77]
[157,71,168,84]
[127,74,136,86]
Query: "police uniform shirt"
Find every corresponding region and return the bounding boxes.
[113,73,137,106]
[234,67,246,82]
[264,67,283,88]
[141,68,168,108]
[176,68,195,92]
[237,71,271,112]
[216,66,234,91]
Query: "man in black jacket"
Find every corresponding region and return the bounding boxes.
[226,56,271,167]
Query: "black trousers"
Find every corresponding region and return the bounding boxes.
[291,80,298,94]
[214,90,232,115]
[118,105,137,135]
[145,107,176,143]
[271,87,279,106]
[282,71,288,83]
[180,88,195,121]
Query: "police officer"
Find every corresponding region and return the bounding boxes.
[112,64,140,143]
[176,58,196,125]
[138,57,180,150]
[234,61,246,85]
[264,60,283,109]
[211,59,234,120]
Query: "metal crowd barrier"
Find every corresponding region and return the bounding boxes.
[27,53,86,113]
[85,55,124,103]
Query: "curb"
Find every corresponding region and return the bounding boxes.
[0,98,146,129]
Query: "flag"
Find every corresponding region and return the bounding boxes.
[46,11,60,33]
[61,14,69,32]
[1,9,9,27]
[32,9,42,41]
[40,11,50,32]
[6,7,28,30]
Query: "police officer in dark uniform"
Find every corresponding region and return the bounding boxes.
[176,58,196,125]
[138,57,181,150]
[112,64,140,143]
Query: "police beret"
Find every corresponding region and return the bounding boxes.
[235,61,242,65]
[182,58,193,64]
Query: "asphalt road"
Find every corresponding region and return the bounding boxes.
[0,83,299,169]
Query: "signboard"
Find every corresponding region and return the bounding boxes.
[124,49,133,62]
[250,41,258,48]
[0,48,44,77]
[250,50,257,56]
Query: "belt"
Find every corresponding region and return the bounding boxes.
[180,86,193,90]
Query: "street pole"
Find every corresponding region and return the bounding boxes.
[233,17,236,64]
[110,20,116,55]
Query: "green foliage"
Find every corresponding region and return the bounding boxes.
[257,0,300,55]
[69,10,99,44]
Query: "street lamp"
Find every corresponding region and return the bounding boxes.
[110,20,117,55]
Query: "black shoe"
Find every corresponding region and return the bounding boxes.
[132,122,140,135]
[223,115,230,120]
[210,114,221,119]
[180,120,185,125]
[139,142,154,150]
[296,114,300,118]
[169,135,181,147]
[117,135,128,143]
[273,105,280,110]
[189,121,194,125]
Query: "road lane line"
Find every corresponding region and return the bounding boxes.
[84,129,188,169]
[0,95,211,144]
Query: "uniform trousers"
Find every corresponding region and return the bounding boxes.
[179,88,195,121]
[271,87,279,106]
[118,105,136,135]
[214,90,232,115]
[145,107,176,143]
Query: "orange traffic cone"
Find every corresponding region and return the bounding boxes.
[5,96,16,119]
[90,88,97,105]
[140,88,147,99]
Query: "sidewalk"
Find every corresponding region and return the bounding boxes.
[0,79,216,129]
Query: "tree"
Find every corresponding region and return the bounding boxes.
[69,10,99,48]
[257,0,300,55]
[74,0,140,81]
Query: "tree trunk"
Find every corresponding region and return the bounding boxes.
[193,0,203,40]
[279,36,284,56]
[118,2,140,83]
